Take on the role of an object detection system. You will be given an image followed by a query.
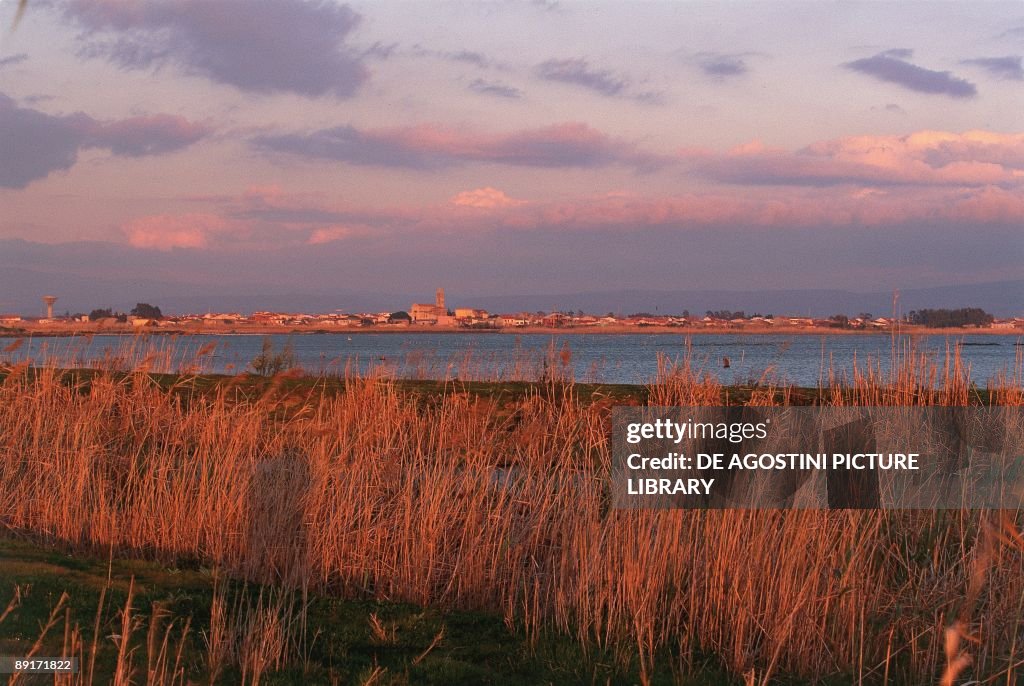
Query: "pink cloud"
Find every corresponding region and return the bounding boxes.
[207,182,1024,245]
[307,225,372,244]
[123,213,229,250]
[424,184,1024,232]
[727,139,782,156]
[943,186,1024,223]
[255,121,667,170]
[257,121,1021,185]
[121,128,1024,251]
[700,130,1024,187]
[450,187,526,209]
[117,182,1022,253]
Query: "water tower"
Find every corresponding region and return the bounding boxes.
[42,295,58,320]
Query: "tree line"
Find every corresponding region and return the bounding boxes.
[87,303,163,321]
[906,308,994,328]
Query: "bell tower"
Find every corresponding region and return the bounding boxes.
[435,288,445,310]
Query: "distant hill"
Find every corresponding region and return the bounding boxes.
[470,282,1024,319]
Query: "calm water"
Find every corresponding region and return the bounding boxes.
[5,332,1022,387]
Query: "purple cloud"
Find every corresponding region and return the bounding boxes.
[409,46,499,69]
[868,102,906,114]
[62,0,367,98]
[253,122,666,170]
[468,79,522,99]
[695,52,748,78]
[255,125,443,169]
[85,114,211,156]
[445,50,491,68]
[961,56,1023,80]
[0,53,29,69]
[997,26,1024,40]
[535,58,628,97]
[362,42,399,61]
[0,94,87,188]
[844,50,977,98]
[0,94,211,188]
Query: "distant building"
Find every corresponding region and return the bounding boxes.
[203,313,244,322]
[541,313,568,327]
[499,314,529,327]
[454,308,488,320]
[411,288,448,323]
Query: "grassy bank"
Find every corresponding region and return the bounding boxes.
[0,347,1022,684]
[2,537,718,685]
[0,366,1005,408]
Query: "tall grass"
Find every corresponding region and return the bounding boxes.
[0,575,305,686]
[0,342,1022,683]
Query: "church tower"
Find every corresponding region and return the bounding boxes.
[435,288,445,310]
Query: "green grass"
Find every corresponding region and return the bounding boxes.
[0,537,734,685]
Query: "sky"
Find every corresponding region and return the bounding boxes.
[0,0,1022,312]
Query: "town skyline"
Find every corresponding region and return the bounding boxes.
[3,279,1023,322]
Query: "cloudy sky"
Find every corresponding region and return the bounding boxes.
[1,0,1022,309]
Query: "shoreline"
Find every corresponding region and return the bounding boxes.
[0,367,1005,405]
[2,324,1020,338]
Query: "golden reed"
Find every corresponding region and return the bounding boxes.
[0,339,1022,683]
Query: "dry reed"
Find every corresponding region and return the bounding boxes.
[0,340,1022,683]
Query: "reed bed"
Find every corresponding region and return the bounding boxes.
[0,341,1022,684]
